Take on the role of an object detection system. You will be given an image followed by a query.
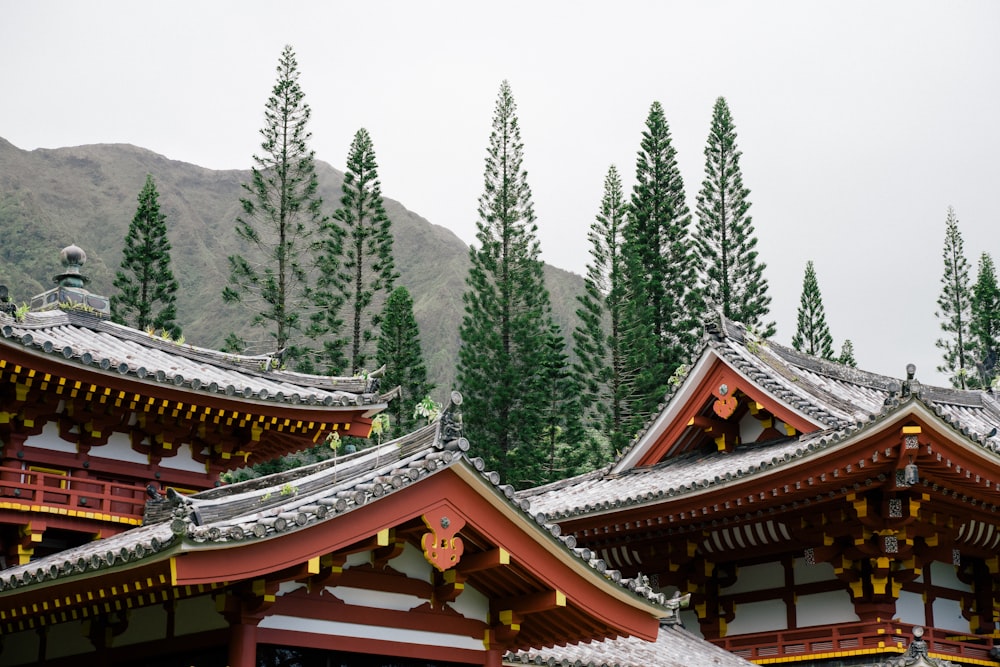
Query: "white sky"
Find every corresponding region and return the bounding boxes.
[3,1,999,386]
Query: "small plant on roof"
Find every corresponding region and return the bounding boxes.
[13,303,28,322]
[280,483,298,496]
[325,430,341,451]
[370,413,390,445]
[668,364,690,388]
[413,396,441,424]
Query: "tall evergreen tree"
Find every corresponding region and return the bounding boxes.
[791,261,834,359]
[694,97,774,336]
[935,207,975,389]
[573,165,632,452]
[458,80,558,489]
[839,340,857,367]
[970,252,1000,387]
[223,45,330,370]
[622,101,701,427]
[540,322,589,481]
[111,174,180,337]
[334,128,398,374]
[376,286,432,435]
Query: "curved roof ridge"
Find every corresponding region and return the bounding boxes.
[0,308,385,406]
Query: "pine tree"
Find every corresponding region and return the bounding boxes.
[622,101,701,427]
[376,287,432,435]
[935,207,975,389]
[791,261,834,359]
[970,252,1000,387]
[540,322,589,482]
[695,97,774,336]
[111,174,180,337]
[458,80,558,489]
[839,340,857,367]
[573,165,632,452]
[223,45,330,371]
[335,128,398,374]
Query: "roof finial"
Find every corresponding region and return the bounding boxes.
[28,245,110,316]
[901,364,920,399]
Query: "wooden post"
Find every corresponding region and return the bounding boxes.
[228,622,257,667]
[483,648,503,667]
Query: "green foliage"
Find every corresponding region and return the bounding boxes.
[458,81,558,490]
[334,128,399,374]
[791,261,834,360]
[223,45,330,371]
[110,175,180,336]
[540,323,590,481]
[622,101,702,432]
[695,97,774,337]
[573,165,633,453]
[970,252,1000,387]
[935,207,975,389]
[376,286,433,435]
[413,396,442,424]
[839,339,858,367]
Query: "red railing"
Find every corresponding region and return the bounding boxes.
[0,465,147,523]
[710,620,997,664]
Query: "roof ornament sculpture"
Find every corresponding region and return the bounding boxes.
[659,591,691,627]
[900,363,921,399]
[875,627,961,667]
[439,390,466,447]
[703,307,726,340]
[29,244,111,316]
[0,284,16,316]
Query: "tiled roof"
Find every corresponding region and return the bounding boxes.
[0,308,386,409]
[0,402,666,611]
[506,621,754,667]
[521,316,1000,521]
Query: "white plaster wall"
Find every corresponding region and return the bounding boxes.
[739,413,764,444]
[115,605,169,646]
[933,597,971,634]
[24,421,77,453]
[793,558,836,585]
[727,599,788,634]
[447,577,489,623]
[896,590,926,626]
[157,443,206,473]
[796,590,858,627]
[90,431,148,465]
[175,595,227,635]
[0,628,39,666]
[390,542,435,580]
[722,561,784,594]
[930,562,970,592]
[44,618,93,659]
[258,614,485,651]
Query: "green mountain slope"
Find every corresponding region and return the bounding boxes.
[0,137,585,396]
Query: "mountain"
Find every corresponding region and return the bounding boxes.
[0,137,586,396]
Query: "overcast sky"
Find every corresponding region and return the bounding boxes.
[3,1,999,386]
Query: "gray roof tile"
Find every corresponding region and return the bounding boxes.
[0,309,385,408]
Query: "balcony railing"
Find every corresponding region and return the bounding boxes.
[710,620,997,664]
[0,465,146,524]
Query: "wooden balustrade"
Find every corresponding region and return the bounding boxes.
[0,465,147,522]
[710,620,996,664]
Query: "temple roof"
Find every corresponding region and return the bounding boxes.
[506,621,754,667]
[0,401,745,662]
[0,307,388,412]
[521,316,1000,523]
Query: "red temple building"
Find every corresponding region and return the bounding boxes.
[0,248,750,667]
[522,315,1000,667]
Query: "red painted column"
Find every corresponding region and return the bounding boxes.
[483,648,502,667]
[228,622,257,667]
